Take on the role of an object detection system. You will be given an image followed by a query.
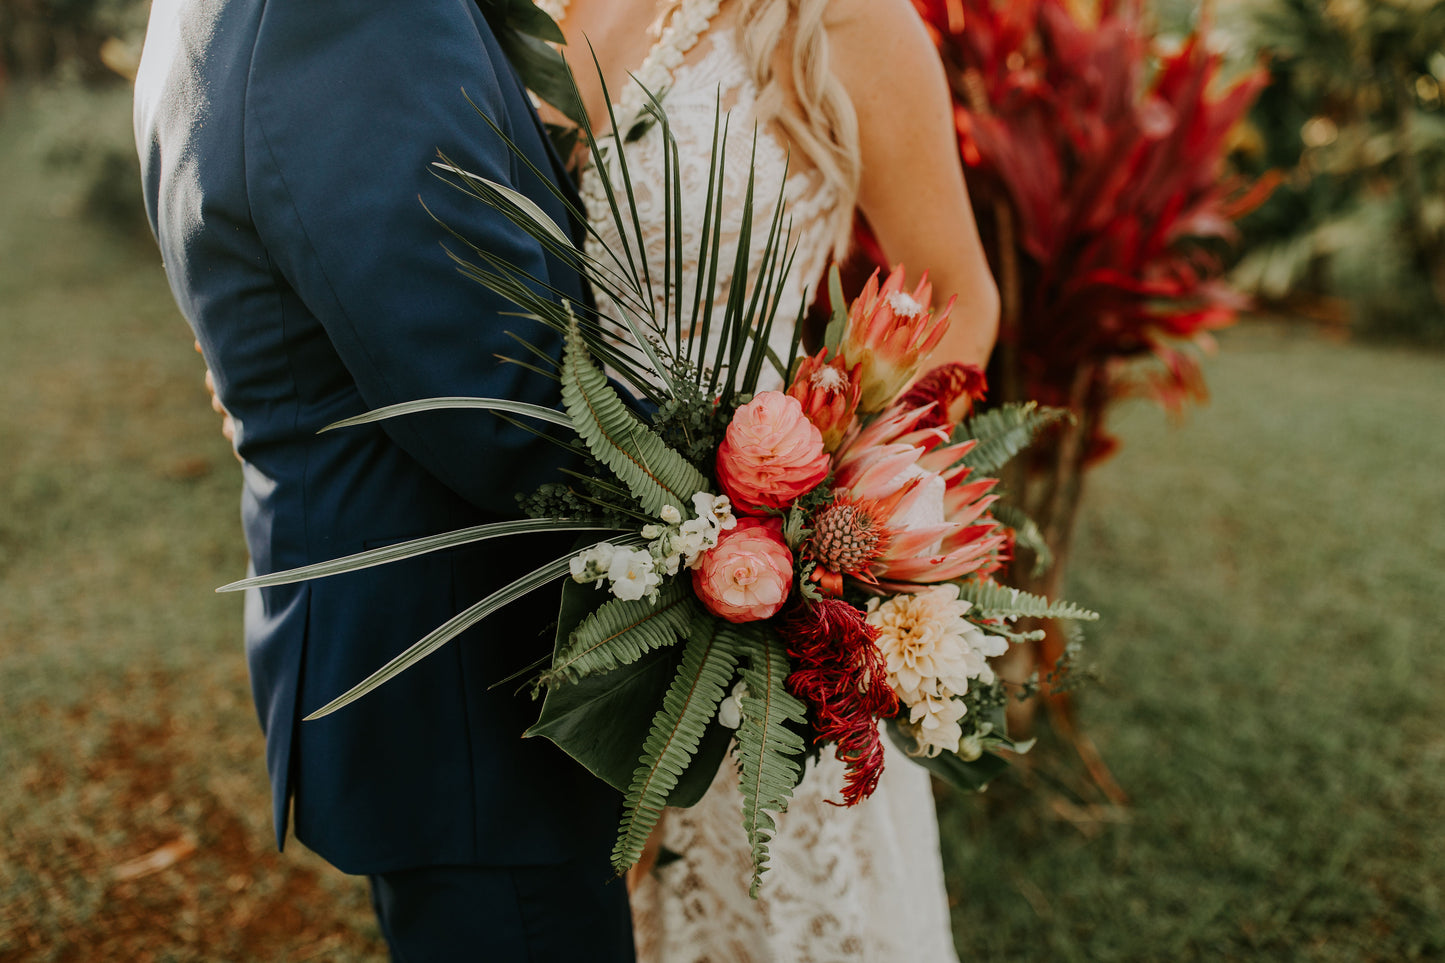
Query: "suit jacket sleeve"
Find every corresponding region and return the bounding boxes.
[244,0,578,517]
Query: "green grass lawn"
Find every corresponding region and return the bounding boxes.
[943,328,1445,961]
[2,83,1442,962]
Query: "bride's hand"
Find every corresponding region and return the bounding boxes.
[196,340,239,458]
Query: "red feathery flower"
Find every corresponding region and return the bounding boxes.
[779,599,899,806]
[897,362,989,432]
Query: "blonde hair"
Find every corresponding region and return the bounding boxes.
[733,0,862,256]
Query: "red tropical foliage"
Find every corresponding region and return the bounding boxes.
[817,0,1275,800]
[911,0,1271,426]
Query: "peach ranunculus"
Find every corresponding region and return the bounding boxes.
[714,391,830,515]
[784,348,862,453]
[841,264,955,415]
[692,518,794,623]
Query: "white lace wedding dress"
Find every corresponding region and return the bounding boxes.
[572,6,962,962]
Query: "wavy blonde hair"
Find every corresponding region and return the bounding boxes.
[733,0,862,256]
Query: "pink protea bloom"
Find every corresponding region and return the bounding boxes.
[785,349,862,453]
[715,391,831,515]
[807,402,1008,593]
[693,518,795,623]
[841,265,956,414]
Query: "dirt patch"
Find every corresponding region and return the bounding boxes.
[2,707,382,962]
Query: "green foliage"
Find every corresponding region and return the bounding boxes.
[517,471,645,528]
[1228,0,1445,341]
[990,502,1052,576]
[952,402,1070,476]
[954,578,1098,623]
[0,0,148,82]
[539,580,698,688]
[725,627,808,896]
[10,83,149,236]
[649,371,732,468]
[559,322,711,518]
[612,612,740,873]
[214,517,608,592]
[526,630,733,810]
[885,719,1009,792]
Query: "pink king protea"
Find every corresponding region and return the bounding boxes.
[806,402,1008,595]
[841,265,955,415]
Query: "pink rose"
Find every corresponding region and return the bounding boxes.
[715,391,831,515]
[693,518,794,623]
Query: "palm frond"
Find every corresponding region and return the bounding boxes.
[319,397,573,433]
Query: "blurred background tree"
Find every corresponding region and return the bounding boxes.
[1223,0,1445,343]
[0,0,147,82]
[0,0,150,234]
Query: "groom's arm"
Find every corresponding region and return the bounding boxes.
[244,0,577,517]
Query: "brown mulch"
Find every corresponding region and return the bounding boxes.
[1,698,383,963]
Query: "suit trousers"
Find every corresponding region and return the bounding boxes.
[368,858,635,963]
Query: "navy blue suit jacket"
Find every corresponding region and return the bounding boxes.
[134,0,620,874]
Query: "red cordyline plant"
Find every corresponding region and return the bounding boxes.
[865,0,1272,798]
[915,0,1271,436]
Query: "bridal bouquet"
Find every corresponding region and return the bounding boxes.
[222,88,1095,890]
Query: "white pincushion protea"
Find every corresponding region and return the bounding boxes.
[866,584,1009,757]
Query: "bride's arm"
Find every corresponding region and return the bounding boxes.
[826,0,1000,369]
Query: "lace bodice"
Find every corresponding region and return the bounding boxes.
[579,25,844,390]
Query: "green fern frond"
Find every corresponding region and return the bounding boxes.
[724,626,807,896]
[980,622,1047,646]
[539,581,698,689]
[953,402,1071,475]
[990,503,1053,577]
[611,612,739,873]
[955,579,1099,623]
[560,321,711,518]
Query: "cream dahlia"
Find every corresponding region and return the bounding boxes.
[866,584,1008,756]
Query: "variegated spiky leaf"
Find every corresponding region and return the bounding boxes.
[723,626,807,896]
[560,322,710,518]
[302,550,578,721]
[952,402,1071,475]
[538,581,698,689]
[611,612,739,873]
[954,579,1099,622]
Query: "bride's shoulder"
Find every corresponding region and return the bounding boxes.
[823,0,936,50]
[822,0,949,116]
